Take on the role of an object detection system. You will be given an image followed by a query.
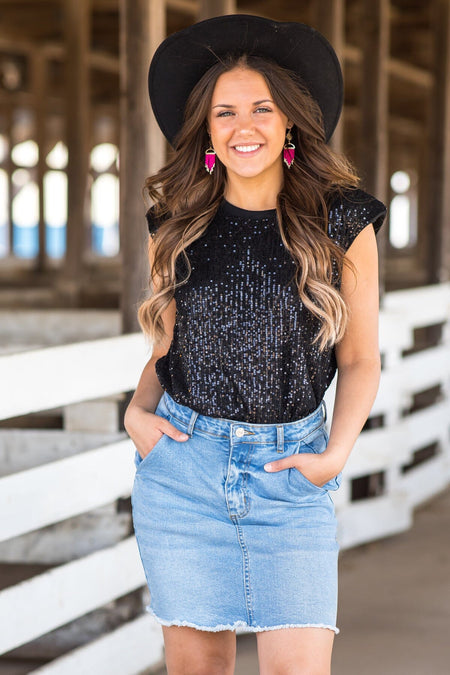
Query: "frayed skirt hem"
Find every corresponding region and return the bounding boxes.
[145,605,340,635]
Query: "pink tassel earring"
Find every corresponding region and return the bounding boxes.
[283,128,295,169]
[204,136,216,174]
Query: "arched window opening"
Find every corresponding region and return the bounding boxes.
[12,178,39,258]
[46,140,68,170]
[44,170,67,259]
[0,168,8,257]
[90,142,119,257]
[389,170,417,249]
[11,139,38,167]
[91,172,119,256]
[11,109,39,258]
[43,139,69,259]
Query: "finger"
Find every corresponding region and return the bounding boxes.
[264,458,291,472]
[160,420,189,441]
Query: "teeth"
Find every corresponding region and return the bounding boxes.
[234,144,261,153]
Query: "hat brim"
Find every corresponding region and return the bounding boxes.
[148,14,343,148]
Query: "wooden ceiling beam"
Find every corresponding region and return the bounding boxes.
[0,38,120,72]
[44,43,120,72]
[343,44,361,65]
[0,44,434,85]
[89,51,119,72]
[0,12,433,87]
[388,57,432,88]
[345,104,423,136]
[344,44,432,87]
[0,37,34,54]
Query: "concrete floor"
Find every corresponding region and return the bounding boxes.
[331,487,450,675]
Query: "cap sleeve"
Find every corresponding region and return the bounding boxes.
[145,205,162,237]
[328,188,388,252]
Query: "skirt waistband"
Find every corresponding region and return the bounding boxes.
[159,391,327,445]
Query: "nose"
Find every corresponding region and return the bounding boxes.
[235,112,256,135]
[236,128,255,137]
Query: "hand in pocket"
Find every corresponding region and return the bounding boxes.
[264,449,343,488]
[124,405,189,461]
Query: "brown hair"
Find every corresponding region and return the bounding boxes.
[138,52,360,351]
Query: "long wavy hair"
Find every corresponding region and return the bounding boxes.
[138,52,361,352]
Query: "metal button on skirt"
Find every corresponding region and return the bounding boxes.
[131,391,342,634]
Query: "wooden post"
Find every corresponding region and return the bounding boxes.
[360,0,390,296]
[31,47,46,272]
[148,1,167,176]
[62,0,90,305]
[198,0,235,20]
[314,0,345,154]
[6,105,13,258]
[119,0,166,336]
[427,0,450,283]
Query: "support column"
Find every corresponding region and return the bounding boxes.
[119,0,166,335]
[31,47,46,272]
[198,0,235,20]
[314,0,345,154]
[360,0,390,296]
[148,0,167,175]
[427,0,450,283]
[6,105,13,257]
[62,0,90,305]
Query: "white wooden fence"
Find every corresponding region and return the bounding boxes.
[326,282,450,547]
[0,282,449,672]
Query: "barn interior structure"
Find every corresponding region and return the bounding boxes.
[0,1,449,673]
[0,0,449,314]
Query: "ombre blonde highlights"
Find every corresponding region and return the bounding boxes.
[138,53,361,352]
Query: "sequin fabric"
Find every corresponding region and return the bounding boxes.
[146,188,387,423]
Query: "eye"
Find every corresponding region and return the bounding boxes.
[255,107,272,113]
[216,111,233,117]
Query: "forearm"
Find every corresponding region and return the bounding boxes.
[125,356,164,417]
[324,357,381,469]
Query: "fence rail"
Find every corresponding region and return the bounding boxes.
[1,282,449,672]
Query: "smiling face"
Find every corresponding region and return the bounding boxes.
[207,66,292,188]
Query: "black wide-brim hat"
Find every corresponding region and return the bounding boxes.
[148,14,343,149]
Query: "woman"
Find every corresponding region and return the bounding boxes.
[125,14,387,675]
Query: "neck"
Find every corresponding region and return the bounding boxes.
[224,172,283,211]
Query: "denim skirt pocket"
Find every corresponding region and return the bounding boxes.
[134,431,170,472]
[133,397,173,472]
[288,425,342,492]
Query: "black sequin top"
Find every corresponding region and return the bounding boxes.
[146,188,387,423]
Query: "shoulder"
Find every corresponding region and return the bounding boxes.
[327,187,388,252]
[145,204,169,237]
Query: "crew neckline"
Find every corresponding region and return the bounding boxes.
[220,197,277,219]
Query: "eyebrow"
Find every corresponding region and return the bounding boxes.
[212,99,274,109]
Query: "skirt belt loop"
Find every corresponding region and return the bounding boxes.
[276,424,284,453]
[187,409,199,436]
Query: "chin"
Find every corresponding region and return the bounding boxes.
[227,164,268,178]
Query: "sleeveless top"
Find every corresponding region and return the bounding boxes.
[145,188,387,423]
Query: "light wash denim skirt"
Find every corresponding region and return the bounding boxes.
[131,390,342,634]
